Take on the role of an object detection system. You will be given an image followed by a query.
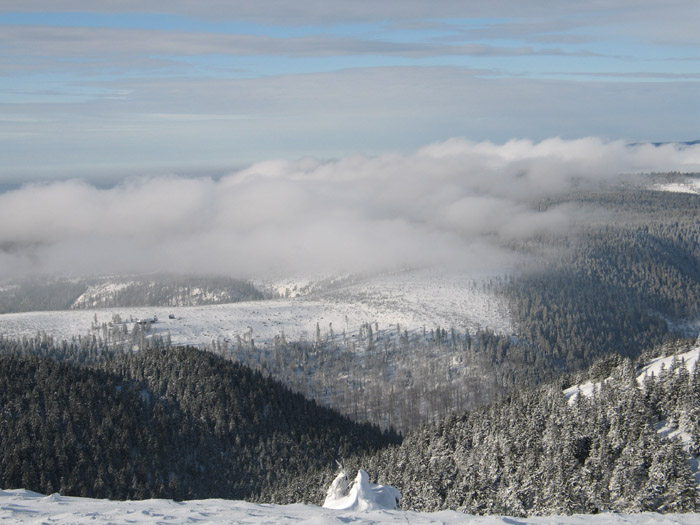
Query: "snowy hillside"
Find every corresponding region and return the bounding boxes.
[70,281,133,308]
[296,267,508,331]
[564,345,700,489]
[564,346,700,404]
[0,268,511,347]
[1,489,698,525]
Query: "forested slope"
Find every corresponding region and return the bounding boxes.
[334,340,700,516]
[2,338,699,515]
[0,342,397,501]
[501,188,700,378]
[0,274,264,314]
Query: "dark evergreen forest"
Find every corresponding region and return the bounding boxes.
[0,339,397,501]
[504,189,700,376]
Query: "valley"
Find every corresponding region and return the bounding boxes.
[1,174,700,517]
[0,267,511,349]
[2,0,699,519]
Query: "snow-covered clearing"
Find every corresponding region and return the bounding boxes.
[0,489,697,525]
[651,179,700,195]
[637,347,700,383]
[0,268,511,347]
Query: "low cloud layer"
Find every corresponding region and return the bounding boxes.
[1,138,699,279]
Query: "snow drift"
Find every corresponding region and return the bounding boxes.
[2,488,699,525]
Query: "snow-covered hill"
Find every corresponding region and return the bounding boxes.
[564,345,700,490]
[1,489,698,525]
[0,268,511,346]
[564,346,700,404]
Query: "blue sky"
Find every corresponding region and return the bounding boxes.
[1,1,699,183]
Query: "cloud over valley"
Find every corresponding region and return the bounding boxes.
[1,138,699,279]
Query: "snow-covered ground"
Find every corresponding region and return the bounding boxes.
[651,178,700,194]
[0,268,511,347]
[636,347,700,383]
[1,489,698,525]
[564,346,700,405]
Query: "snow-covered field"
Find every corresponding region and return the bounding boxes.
[0,268,511,346]
[651,178,700,195]
[1,489,698,525]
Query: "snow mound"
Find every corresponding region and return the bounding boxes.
[323,469,401,511]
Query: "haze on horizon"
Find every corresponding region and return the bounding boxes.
[0,2,699,279]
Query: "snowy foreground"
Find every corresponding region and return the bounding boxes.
[1,489,698,525]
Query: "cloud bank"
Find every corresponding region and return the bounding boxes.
[1,138,699,279]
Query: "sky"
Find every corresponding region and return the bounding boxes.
[1,1,699,184]
[1,2,699,279]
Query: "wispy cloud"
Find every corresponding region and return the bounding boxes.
[1,2,698,180]
[1,138,698,279]
[2,65,699,186]
[0,25,603,70]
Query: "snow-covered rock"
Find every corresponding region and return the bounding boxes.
[323,469,401,511]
